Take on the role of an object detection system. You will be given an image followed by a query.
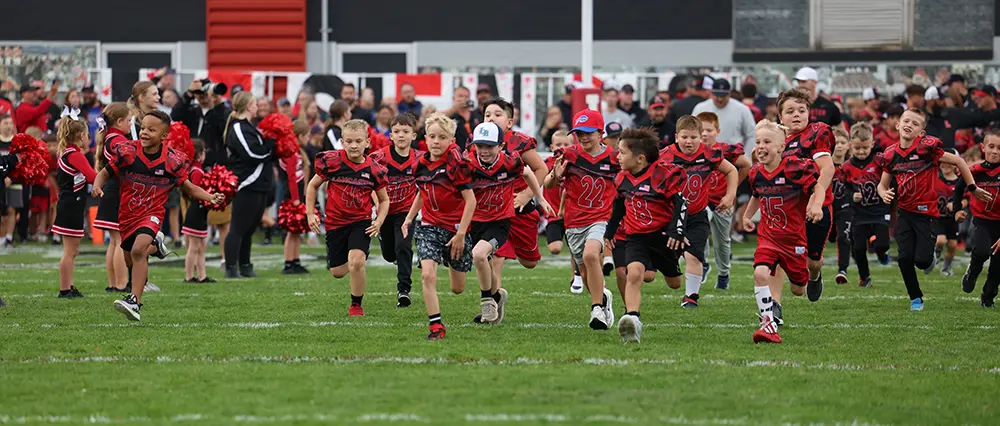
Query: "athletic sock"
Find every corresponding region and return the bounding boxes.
[481,290,492,300]
[943,257,954,271]
[429,313,441,325]
[935,246,944,258]
[591,303,602,310]
[603,256,613,265]
[625,311,640,318]
[685,273,701,296]
[492,291,502,303]
[350,294,363,306]
[754,286,774,322]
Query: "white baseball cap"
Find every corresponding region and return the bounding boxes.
[472,122,503,146]
[862,88,880,101]
[794,67,818,82]
[925,86,941,101]
[700,76,715,91]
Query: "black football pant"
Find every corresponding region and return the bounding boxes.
[965,218,1000,303]
[225,190,268,268]
[896,211,935,300]
[379,212,414,293]
[852,222,890,280]
[830,216,852,273]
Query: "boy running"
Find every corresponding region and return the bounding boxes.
[956,129,1000,306]
[929,161,961,276]
[830,127,854,284]
[841,123,891,288]
[542,130,581,292]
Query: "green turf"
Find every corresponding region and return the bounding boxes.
[0,238,997,425]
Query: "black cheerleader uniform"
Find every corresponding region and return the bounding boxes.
[278,152,305,204]
[94,129,128,232]
[181,163,209,238]
[52,146,96,238]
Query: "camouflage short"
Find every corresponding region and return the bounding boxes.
[415,224,473,273]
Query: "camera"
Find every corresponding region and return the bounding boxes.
[192,78,228,96]
[465,100,475,110]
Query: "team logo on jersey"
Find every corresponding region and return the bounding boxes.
[155,169,164,175]
[776,178,785,184]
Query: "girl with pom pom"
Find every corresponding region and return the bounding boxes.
[182,139,215,282]
[94,102,132,293]
[94,111,224,321]
[279,121,311,274]
[53,107,97,298]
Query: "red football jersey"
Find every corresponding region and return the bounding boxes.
[968,162,1000,220]
[370,146,422,215]
[706,142,744,207]
[314,150,388,229]
[542,156,563,220]
[189,162,204,187]
[934,172,959,220]
[749,157,819,251]
[783,122,833,207]
[841,154,890,224]
[505,130,537,193]
[613,160,687,236]
[108,140,190,239]
[557,144,619,228]
[881,135,945,216]
[468,150,525,223]
[413,144,472,230]
[660,143,724,215]
[875,128,899,153]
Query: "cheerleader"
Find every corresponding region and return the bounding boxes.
[128,81,160,139]
[280,121,310,274]
[182,139,215,282]
[93,103,131,292]
[53,107,96,298]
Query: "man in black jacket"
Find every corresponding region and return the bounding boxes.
[636,96,675,148]
[172,79,232,167]
[925,85,1000,151]
[669,75,712,125]
[618,84,648,125]
[793,67,842,127]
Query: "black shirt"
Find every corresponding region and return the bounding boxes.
[450,111,480,151]
[669,95,706,124]
[619,102,648,125]
[809,97,842,127]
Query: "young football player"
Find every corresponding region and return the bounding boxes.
[874,105,903,153]
[956,129,1000,306]
[929,161,961,276]
[742,120,822,343]
[697,112,750,291]
[467,122,553,325]
[841,123,891,288]
[544,109,617,329]
[53,108,97,298]
[306,119,390,317]
[659,115,738,308]
[401,113,476,340]
[370,113,422,307]
[94,111,224,321]
[605,128,688,343]
[543,130,581,292]
[777,89,835,302]
[831,127,854,285]
[877,109,989,311]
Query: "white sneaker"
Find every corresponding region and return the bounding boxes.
[570,276,584,294]
[494,288,508,324]
[618,314,642,343]
[602,287,615,327]
[480,299,499,323]
[113,296,141,321]
[144,282,161,292]
[589,306,609,330]
[152,231,171,259]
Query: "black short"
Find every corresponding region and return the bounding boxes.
[182,200,209,238]
[326,220,372,268]
[805,204,832,261]
[612,239,628,268]
[684,210,710,263]
[52,193,86,238]
[972,217,1000,259]
[470,219,511,252]
[934,216,959,240]
[896,210,936,265]
[545,219,565,245]
[94,189,120,231]
[165,188,181,209]
[625,232,682,278]
[121,227,156,252]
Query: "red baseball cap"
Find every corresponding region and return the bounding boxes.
[570,109,604,134]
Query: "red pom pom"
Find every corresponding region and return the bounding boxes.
[199,165,238,210]
[9,133,49,185]
[277,199,309,234]
[258,113,294,141]
[164,122,195,161]
[275,134,299,159]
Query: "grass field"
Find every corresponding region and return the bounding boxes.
[0,237,997,425]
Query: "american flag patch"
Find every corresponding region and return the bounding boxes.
[155,169,164,175]
[776,177,785,184]
[639,184,650,191]
[910,155,919,160]
[362,172,370,178]
[866,167,874,172]
[696,158,705,163]
[499,173,507,179]
[600,164,610,170]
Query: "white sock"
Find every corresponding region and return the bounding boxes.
[685,273,701,296]
[754,286,774,322]
[603,256,613,265]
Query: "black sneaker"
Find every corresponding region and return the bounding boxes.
[225,265,242,279]
[292,264,310,274]
[806,272,823,302]
[773,301,784,326]
[113,294,142,321]
[473,314,483,324]
[58,286,85,298]
[105,286,127,293]
[962,269,976,294]
[239,263,257,278]
[199,277,217,283]
[681,294,699,309]
[281,265,296,275]
[982,299,995,308]
[715,274,729,290]
[173,240,182,249]
[183,278,200,283]
[397,291,411,308]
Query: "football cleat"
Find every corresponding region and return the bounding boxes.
[349,302,365,317]
[910,298,924,311]
[681,294,699,309]
[835,270,848,285]
[427,323,446,340]
[752,318,782,344]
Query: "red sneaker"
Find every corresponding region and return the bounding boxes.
[427,323,446,340]
[752,318,782,344]
[349,303,364,317]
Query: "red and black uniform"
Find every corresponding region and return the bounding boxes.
[370,145,422,293]
[933,173,960,240]
[828,166,853,273]
[880,135,946,301]
[841,154,890,280]
[706,142,744,210]
[181,163,208,238]
[52,145,97,238]
[957,162,1000,303]
[605,160,688,278]
[660,143,724,263]
[748,157,819,286]
[495,130,542,262]
[412,144,474,272]
[875,128,899,153]
[468,149,524,252]
[107,140,189,251]
[783,122,833,261]
[556,144,619,263]
[94,128,129,232]
[314,149,387,268]
[542,155,565,245]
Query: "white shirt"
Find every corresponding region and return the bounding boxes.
[692,99,757,156]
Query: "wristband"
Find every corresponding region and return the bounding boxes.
[969,183,979,192]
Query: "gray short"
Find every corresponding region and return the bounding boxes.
[3,187,23,209]
[415,223,473,273]
[566,221,607,265]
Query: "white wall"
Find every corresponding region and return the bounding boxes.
[177,41,207,70]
